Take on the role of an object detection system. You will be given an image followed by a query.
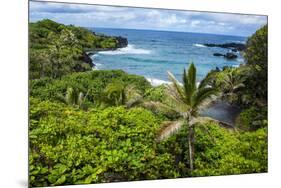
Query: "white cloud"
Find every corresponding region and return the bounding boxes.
[29,1,267,36]
[191,20,201,27]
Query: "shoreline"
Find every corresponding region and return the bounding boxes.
[87,40,244,87]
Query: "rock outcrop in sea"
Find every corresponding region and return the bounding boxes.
[84,36,129,67]
[204,42,245,60]
[116,36,128,48]
[213,52,238,60]
[204,42,246,51]
[77,52,96,69]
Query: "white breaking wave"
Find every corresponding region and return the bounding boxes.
[90,54,103,70]
[193,43,206,48]
[233,40,246,44]
[91,54,99,58]
[98,44,151,55]
[146,77,200,87]
[146,77,171,87]
[92,63,103,70]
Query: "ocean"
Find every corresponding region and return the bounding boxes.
[89,28,246,86]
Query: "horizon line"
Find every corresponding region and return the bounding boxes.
[87,26,248,38]
[29,19,250,38]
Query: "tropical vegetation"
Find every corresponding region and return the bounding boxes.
[29,20,268,187]
[29,19,123,79]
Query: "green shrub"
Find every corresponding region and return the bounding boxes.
[29,98,177,187]
[192,123,267,176]
[30,70,151,107]
[144,85,166,102]
[157,122,268,177]
[236,107,267,131]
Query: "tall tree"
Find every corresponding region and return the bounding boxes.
[47,29,79,78]
[243,24,268,106]
[156,63,217,171]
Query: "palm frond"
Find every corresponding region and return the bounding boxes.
[126,95,143,108]
[233,83,245,91]
[189,116,216,126]
[56,93,67,104]
[166,84,184,104]
[182,68,191,104]
[164,92,191,115]
[167,71,186,102]
[124,85,143,108]
[156,120,184,142]
[65,87,76,105]
[198,70,217,89]
[192,87,218,109]
[77,92,84,106]
[187,63,197,94]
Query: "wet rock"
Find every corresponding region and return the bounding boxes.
[204,42,246,51]
[224,52,238,60]
[115,36,128,48]
[79,52,94,68]
[213,53,225,57]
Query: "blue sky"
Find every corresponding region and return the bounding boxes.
[29,1,267,37]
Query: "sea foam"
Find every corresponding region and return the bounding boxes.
[193,43,206,48]
[90,54,103,70]
[232,40,246,44]
[146,77,171,87]
[98,44,151,55]
[146,77,193,87]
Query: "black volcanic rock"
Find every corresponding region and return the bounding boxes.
[213,52,238,60]
[204,42,246,51]
[224,52,238,60]
[79,52,94,67]
[213,53,225,57]
[116,36,128,48]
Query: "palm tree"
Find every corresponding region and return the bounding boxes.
[58,87,88,109]
[222,68,245,104]
[156,63,218,171]
[104,82,143,107]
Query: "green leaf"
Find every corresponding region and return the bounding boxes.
[53,175,66,185]
[84,175,92,184]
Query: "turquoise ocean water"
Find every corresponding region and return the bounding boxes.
[90,28,246,86]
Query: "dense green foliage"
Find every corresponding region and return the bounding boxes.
[243,24,268,105]
[30,70,151,108]
[29,97,267,187]
[236,107,268,131]
[158,123,267,177]
[29,19,121,79]
[29,20,268,187]
[193,124,267,176]
[29,98,178,187]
